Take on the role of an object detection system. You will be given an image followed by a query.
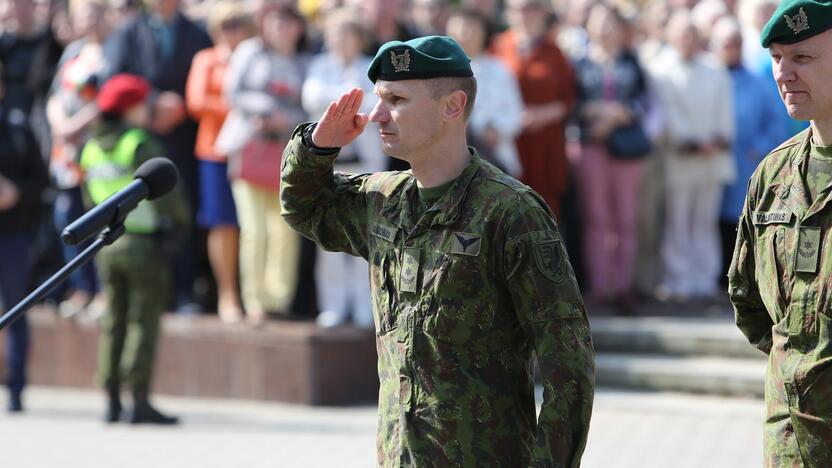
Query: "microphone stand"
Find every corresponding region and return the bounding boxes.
[0,224,125,330]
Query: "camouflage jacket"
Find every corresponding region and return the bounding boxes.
[281,123,594,467]
[729,128,832,466]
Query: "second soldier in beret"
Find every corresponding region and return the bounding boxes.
[730,0,832,465]
[281,36,594,466]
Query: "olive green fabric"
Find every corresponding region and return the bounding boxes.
[729,128,832,466]
[83,123,191,393]
[368,36,474,83]
[96,235,170,390]
[281,123,594,466]
[806,143,832,203]
[760,0,832,47]
[416,179,454,217]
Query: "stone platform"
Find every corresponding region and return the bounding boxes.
[0,308,379,405]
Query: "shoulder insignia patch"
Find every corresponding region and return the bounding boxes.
[451,232,481,256]
[534,240,565,283]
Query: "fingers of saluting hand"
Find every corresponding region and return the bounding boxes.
[346,87,363,116]
[334,88,362,118]
[322,100,338,123]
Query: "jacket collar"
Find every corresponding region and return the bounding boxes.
[776,127,832,221]
[380,148,482,235]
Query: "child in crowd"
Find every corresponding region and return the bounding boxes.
[80,74,189,424]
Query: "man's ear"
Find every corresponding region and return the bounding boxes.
[443,90,467,122]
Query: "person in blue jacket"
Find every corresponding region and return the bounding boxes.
[712,17,791,279]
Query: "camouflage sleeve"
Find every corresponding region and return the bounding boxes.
[727,178,773,354]
[280,123,371,259]
[502,200,595,468]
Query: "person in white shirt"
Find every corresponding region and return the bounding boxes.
[446,8,524,178]
[301,7,385,328]
[648,10,735,300]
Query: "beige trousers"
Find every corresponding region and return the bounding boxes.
[232,181,299,314]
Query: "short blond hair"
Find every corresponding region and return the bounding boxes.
[207,0,253,40]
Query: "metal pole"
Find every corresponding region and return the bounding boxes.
[0,225,125,330]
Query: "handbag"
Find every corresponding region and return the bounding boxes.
[606,123,653,160]
[229,136,284,191]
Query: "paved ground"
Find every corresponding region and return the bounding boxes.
[0,386,763,468]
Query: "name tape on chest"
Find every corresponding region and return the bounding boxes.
[752,210,792,225]
[371,223,397,243]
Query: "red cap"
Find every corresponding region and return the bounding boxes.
[96,74,150,114]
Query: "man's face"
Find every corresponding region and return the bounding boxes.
[715,32,742,67]
[770,29,832,122]
[506,0,547,38]
[369,80,444,161]
[446,15,486,58]
[668,23,698,60]
[146,0,180,18]
[72,3,105,38]
[346,0,400,26]
[586,6,624,52]
[7,0,35,26]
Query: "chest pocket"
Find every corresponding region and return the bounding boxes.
[421,252,497,346]
[370,248,398,335]
[754,227,791,321]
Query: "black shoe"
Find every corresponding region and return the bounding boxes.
[104,389,122,423]
[7,393,22,413]
[129,401,179,425]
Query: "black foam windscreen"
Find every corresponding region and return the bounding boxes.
[133,157,179,200]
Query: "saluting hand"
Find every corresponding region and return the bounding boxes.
[311,87,369,148]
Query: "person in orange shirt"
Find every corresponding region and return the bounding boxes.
[185,1,252,323]
[491,0,576,220]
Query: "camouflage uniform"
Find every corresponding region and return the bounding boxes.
[729,128,832,467]
[281,123,595,467]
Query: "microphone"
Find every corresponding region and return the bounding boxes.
[62,157,179,246]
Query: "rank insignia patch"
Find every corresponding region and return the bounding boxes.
[451,233,481,256]
[795,226,821,273]
[401,247,420,293]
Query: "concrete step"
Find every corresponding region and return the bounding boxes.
[0,307,379,405]
[591,316,766,360]
[595,352,767,398]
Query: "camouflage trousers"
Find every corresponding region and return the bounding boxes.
[96,234,171,392]
[764,313,832,467]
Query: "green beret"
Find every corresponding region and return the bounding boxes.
[760,0,832,47]
[367,36,473,84]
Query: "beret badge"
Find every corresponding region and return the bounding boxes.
[785,7,810,34]
[390,49,411,73]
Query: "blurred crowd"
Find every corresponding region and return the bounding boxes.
[0,0,804,328]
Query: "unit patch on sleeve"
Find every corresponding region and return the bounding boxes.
[533,240,565,283]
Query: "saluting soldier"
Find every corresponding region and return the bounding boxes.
[280,36,595,466]
[729,1,832,465]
